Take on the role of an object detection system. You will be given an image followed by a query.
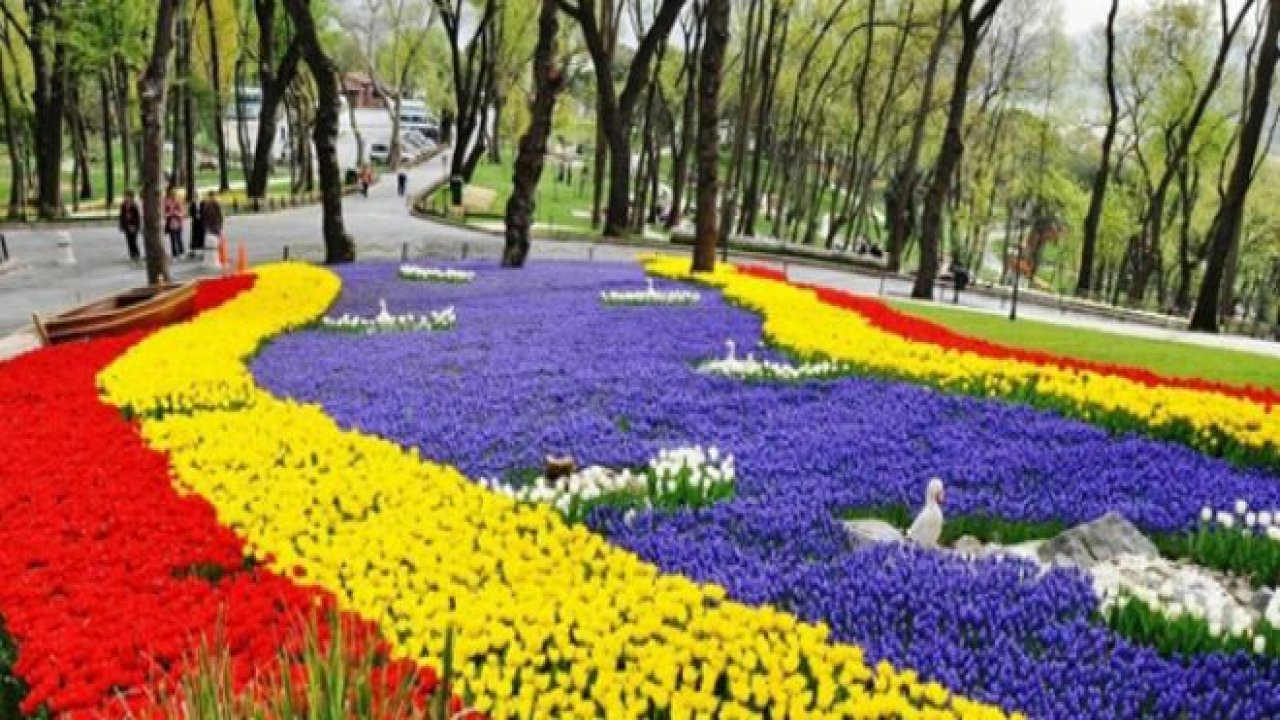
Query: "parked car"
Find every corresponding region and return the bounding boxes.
[369,142,391,165]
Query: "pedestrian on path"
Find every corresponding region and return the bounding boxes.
[164,189,185,259]
[201,192,225,253]
[360,166,373,198]
[118,190,141,263]
[187,190,206,260]
[397,170,408,197]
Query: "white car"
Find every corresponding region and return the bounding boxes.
[369,142,391,165]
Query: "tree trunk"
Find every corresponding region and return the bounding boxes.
[1192,0,1280,332]
[100,72,115,206]
[913,0,1000,300]
[717,0,762,247]
[234,56,252,182]
[740,1,785,236]
[29,0,65,219]
[283,0,355,263]
[180,4,197,201]
[114,57,134,192]
[248,0,302,199]
[691,0,729,272]
[889,1,952,272]
[140,0,180,284]
[1078,0,1120,295]
[205,0,231,191]
[666,9,702,229]
[503,0,563,268]
[0,42,22,218]
[66,83,92,200]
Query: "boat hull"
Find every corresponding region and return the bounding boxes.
[34,282,198,346]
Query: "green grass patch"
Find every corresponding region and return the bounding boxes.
[888,300,1280,391]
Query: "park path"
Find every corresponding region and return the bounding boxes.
[2,156,1279,360]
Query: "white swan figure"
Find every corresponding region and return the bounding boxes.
[646,277,657,295]
[376,298,393,326]
[725,339,737,362]
[907,477,945,547]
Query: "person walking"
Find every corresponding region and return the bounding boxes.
[118,190,142,263]
[360,165,373,197]
[201,191,225,256]
[163,188,185,259]
[187,190,206,260]
[397,170,408,197]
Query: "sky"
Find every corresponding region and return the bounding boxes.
[1062,0,1116,35]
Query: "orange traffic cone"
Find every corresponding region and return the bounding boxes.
[217,237,229,273]
[236,241,248,275]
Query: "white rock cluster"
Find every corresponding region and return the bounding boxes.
[481,445,735,519]
[698,339,852,381]
[320,299,457,334]
[601,278,701,306]
[398,264,476,283]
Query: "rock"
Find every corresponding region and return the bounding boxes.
[953,535,983,555]
[1038,512,1158,569]
[843,519,903,547]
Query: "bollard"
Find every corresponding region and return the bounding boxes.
[283,246,291,261]
[56,231,76,266]
[0,233,8,263]
[204,234,224,271]
[461,243,469,260]
[588,245,595,261]
[236,241,248,274]
[401,242,409,262]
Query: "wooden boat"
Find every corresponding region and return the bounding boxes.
[32,282,198,346]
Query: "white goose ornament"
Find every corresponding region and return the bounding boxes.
[376,298,393,325]
[907,477,945,547]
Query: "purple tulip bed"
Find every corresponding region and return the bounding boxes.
[253,261,1280,719]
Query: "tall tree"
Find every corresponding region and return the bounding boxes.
[1077,0,1121,296]
[886,0,953,273]
[203,0,232,191]
[560,0,688,238]
[691,0,728,272]
[19,0,67,218]
[283,0,356,263]
[503,0,564,268]
[913,0,1005,299]
[247,0,301,200]
[1192,0,1280,332]
[434,0,498,203]
[139,0,180,284]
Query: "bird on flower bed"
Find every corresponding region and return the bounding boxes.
[908,477,946,547]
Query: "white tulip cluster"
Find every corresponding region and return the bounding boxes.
[320,299,457,334]
[398,264,476,283]
[1096,555,1265,644]
[480,445,735,520]
[601,278,701,306]
[647,445,736,495]
[1199,499,1280,541]
[698,339,853,381]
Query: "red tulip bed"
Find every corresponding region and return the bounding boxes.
[0,276,450,719]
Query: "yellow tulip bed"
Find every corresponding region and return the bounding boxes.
[644,257,1279,469]
[97,263,1016,719]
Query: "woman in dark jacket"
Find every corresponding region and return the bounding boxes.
[118,190,142,262]
[188,190,206,260]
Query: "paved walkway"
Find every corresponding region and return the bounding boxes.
[3,156,1279,361]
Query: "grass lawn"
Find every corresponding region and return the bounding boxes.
[888,299,1280,391]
